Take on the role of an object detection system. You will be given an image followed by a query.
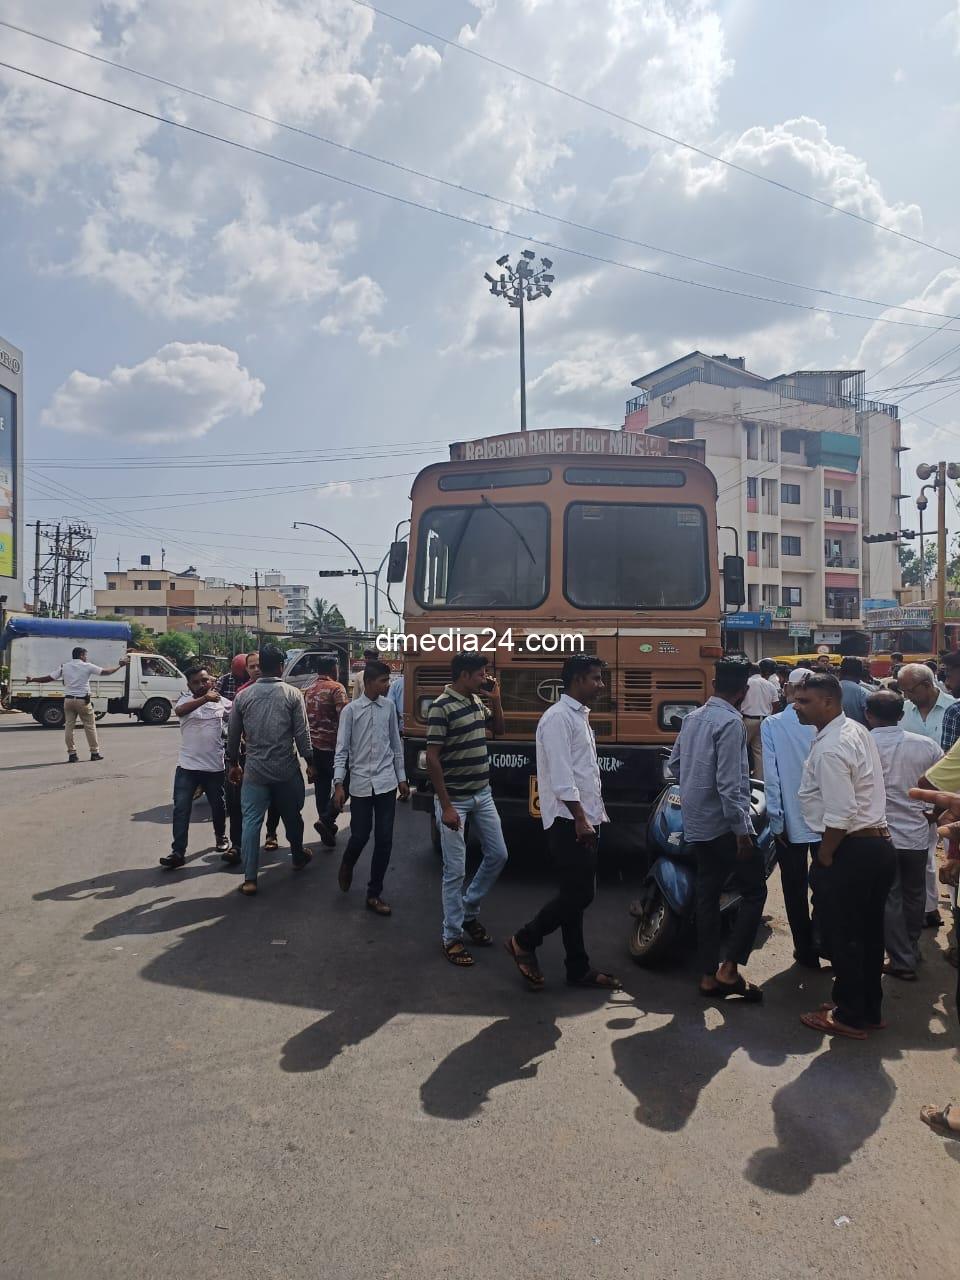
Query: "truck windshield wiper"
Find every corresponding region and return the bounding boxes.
[480,493,537,565]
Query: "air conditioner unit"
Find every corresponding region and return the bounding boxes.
[661,393,675,407]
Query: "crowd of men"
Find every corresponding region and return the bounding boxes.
[34,637,957,1134]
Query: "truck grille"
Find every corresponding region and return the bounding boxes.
[622,669,653,712]
[498,667,613,714]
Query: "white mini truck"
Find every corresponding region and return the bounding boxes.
[2,616,187,728]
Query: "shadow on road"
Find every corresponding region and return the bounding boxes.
[31,823,958,1186]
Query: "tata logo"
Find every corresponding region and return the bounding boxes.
[536,677,564,704]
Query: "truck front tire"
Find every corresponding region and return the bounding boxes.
[139,698,172,725]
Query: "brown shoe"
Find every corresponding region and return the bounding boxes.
[366,897,392,916]
[338,860,353,893]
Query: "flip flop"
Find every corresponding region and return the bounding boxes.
[504,935,544,988]
[920,1104,960,1137]
[238,881,258,896]
[699,975,763,1003]
[567,970,621,990]
[800,1010,866,1040]
[819,1002,887,1030]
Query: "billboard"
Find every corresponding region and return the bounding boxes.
[0,385,14,579]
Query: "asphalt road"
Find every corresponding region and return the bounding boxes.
[2,714,959,1280]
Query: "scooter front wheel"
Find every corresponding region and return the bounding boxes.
[628,883,681,964]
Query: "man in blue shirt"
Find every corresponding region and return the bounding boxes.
[899,662,956,925]
[761,669,819,968]
[839,657,869,725]
[669,658,766,1002]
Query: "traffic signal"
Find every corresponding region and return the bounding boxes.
[863,530,916,542]
[316,569,361,577]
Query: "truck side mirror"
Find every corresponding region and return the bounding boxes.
[723,554,746,608]
[386,541,408,583]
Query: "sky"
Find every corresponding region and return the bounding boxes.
[3,0,960,626]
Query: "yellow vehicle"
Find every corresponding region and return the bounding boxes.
[390,428,741,834]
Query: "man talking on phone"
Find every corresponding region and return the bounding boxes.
[668,657,766,1002]
[505,654,620,990]
[426,652,508,967]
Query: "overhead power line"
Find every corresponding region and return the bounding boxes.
[4,58,960,335]
[0,19,955,322]
[346,0,960,265]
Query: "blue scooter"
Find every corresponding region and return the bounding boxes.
[628,779,777,964]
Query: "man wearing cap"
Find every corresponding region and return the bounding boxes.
[761,669,820,968]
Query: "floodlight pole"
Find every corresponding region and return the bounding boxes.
[518,288,527,433]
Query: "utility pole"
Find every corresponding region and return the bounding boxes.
[254,571,262,646]
[51,524,62,618]
[31,521,41,614]
[62,525,74,619]
[937,460,948,656]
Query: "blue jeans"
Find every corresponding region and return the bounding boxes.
[342,790,396,898]
[435,786,508,943]
[171,766,225,855]
[241,774,306,882]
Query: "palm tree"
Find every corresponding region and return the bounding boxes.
[304,597,346,635]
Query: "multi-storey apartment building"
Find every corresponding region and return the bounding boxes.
[624,351,904,658]
[95,567,285,635]
[263,572,310,632]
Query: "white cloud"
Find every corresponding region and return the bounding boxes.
[41,342,264,442]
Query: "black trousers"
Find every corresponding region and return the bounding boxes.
[341,791,397,898]
[811,835,896,1029]
[776,837,821,960]
[693,833,767,976]
[312,748,337,824]
[224,777,280,849]
[516,820,598,981]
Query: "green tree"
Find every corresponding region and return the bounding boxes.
[155,631,199,670]
[898,543,937,588]
[98,614,156,652]
[304,597,347,635]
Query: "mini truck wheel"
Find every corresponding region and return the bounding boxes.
[38,701,66,730]
[140,698,171,725]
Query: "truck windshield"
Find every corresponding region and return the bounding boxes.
[415,504,549,608]
[565,502,709,609]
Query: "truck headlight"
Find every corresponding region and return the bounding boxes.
[659,702,698,731]
[417,696,435,721]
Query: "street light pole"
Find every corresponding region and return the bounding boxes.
[916,460,960,655]
[485,251,555,433]
[293,521,369,635]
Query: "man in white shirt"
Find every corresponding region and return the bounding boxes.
[28,644,128,762]
[865,689,943,980]
[159,666,232,870]
[793,671,896,1040]
[333,659,409,915]
[740,661,780,779]
[505,655,620,991]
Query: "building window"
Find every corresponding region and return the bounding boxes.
[746,477,758,499]
[148,580,162,590]
[782,535,802,556]
[747,531,758,552]
[782,430,804,456]
[107,582,117,590]
[762,585,779,608]
[784,587,802,606]
[781,483,801,504]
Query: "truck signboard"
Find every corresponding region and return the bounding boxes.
[449,428,669,462]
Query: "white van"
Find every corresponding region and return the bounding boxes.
[3,616,187,727]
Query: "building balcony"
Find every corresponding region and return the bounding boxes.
[824,606,862,622]
[825,505,858,520]
[825,556,860,569]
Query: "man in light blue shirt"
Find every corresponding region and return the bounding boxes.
[839,657,869,726]
[898,662,957,923]
[761,670,819,968]
[668,658,766,1001]
[333,660,409,915]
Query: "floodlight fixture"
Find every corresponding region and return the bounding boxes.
[483,250,558,433]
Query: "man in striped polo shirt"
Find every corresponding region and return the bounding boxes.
[426,652,508,967]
